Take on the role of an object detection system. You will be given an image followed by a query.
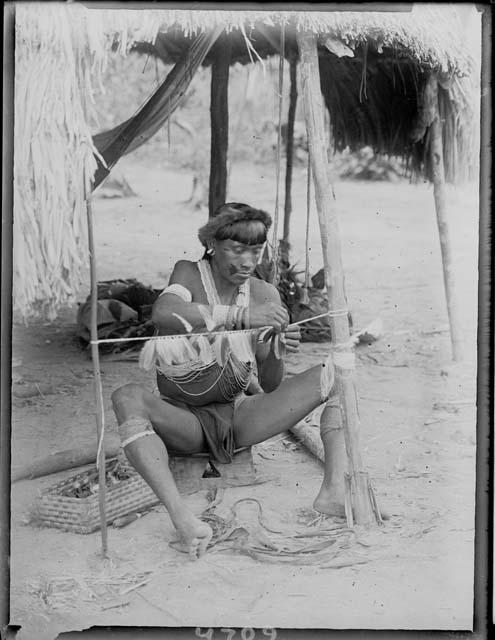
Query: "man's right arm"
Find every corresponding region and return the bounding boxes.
[152,261,209,334]
[152,261,289,336]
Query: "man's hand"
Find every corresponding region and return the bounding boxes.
[250,302,289,331]
[282,324,301,353]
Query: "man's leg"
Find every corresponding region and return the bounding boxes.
[313,397,347,516]
[233,364,325,444]
[233,364,346,515]
[111,383,212,559]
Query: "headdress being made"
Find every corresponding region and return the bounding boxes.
[197,203,272,248]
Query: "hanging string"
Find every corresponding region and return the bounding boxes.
[359,42,368,103]
[271,24,285,286]
[167,96,171,152]
[301,151,312,305]
[142,53,151,75]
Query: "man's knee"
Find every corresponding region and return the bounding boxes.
[111,383,147,412]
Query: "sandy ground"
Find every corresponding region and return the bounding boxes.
[10,159,479,638]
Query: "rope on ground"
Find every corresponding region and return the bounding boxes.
[195,496,368,566]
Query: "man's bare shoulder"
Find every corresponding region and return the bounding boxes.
[172,259,198,274]
[249,276,281,304]
[169,260,199,284]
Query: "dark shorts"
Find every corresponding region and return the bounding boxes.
[161,394,248,464]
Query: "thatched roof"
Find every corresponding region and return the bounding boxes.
[13,3,480,320]
[128,6,474,75]
[127,5,478,183]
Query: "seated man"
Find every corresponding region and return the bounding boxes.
[111,202,340,560]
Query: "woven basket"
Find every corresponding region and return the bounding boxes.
[34,459,159,534]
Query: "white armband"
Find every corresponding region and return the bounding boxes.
[159,283,192,303]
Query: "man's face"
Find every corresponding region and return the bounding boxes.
[212,239,264,284]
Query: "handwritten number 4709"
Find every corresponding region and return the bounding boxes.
[195,629,277,640]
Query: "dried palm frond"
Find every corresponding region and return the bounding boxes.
[27,569,152,611]
[14,5,106,320]
[13,4,167,321]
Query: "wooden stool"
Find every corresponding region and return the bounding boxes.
[169,447,256,494]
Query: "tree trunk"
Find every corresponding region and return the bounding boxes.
[297,31,376,526]
[93,29,223,189]
[282,56,298,258]
[428,74,465,362]
[12,443,120,482]
[209,35,231,217]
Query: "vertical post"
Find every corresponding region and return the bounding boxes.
[208,34,231,217]
[1,5,15,629]
[85,178,108,556]
[282,55,298,255]
[297,31,376,525]
[271,37,285,286]
[428,74,465,362]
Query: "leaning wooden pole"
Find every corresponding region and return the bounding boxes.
[297,31,377,526]
[427,74,465,362]
[282,54,298,255]
[208,33,231,217]
[85,172,109,556]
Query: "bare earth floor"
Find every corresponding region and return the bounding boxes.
[10,160,478,638]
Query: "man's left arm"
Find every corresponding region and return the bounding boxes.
[254,284,301,393]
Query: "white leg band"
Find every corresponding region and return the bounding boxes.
[118,416,155,448]
[319,353,335,402]
[325,393,341,409]
[320,393,343,436]
[121,431,155,449]
[320,348,356,403]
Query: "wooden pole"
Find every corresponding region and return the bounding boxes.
[227,66,251,195]
[297,31,376,526]
[85,177,109,556]
[282,55,298,256]
[428,74,465,362]
[208,34,231,217]
[272,34,285,285]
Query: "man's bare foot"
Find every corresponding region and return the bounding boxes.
[313,484,346,517]
[172,512,213,560]
[313,483,390,521]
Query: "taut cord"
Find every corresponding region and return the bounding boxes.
[89,309,349,346]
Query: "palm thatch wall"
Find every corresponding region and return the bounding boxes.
[13,3,480,320]
[318,45,478,183]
